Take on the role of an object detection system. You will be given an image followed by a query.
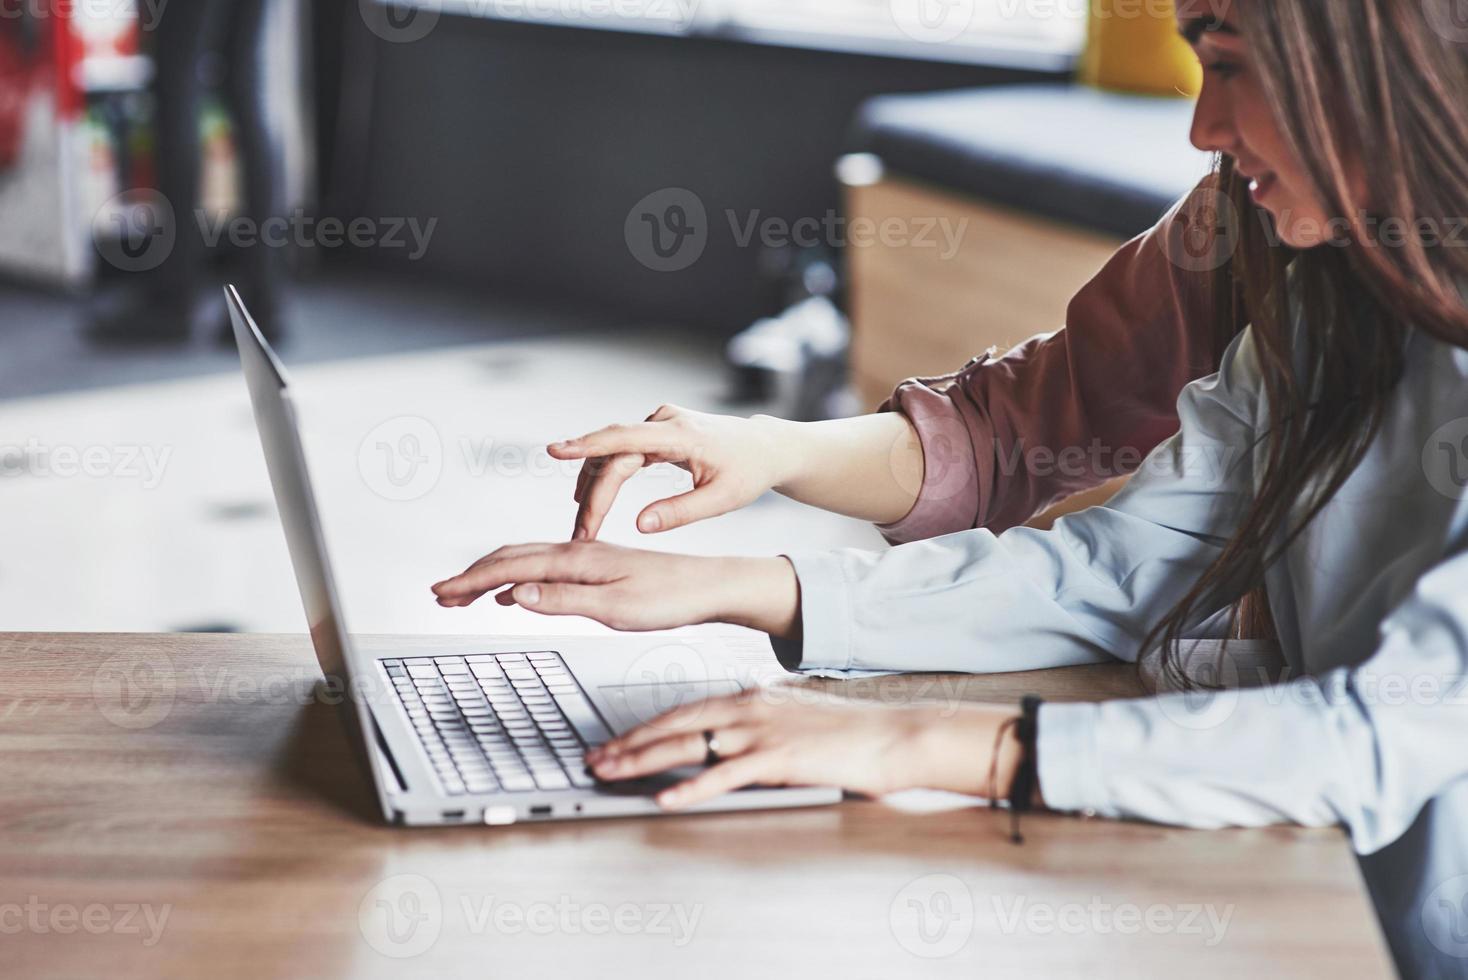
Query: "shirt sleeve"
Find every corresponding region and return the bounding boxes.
[1038,550,1468,855]
[774,323,1262,675]
[878,176,1230,543]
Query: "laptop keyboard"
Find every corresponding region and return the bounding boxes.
[383,652,613,796]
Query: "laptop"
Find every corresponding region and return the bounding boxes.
[226,286,840,826]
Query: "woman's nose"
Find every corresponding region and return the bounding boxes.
[1189,87,1236,155]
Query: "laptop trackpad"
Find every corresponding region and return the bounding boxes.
[594,680,743,736]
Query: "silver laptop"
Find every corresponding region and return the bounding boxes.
[226,285,840,826]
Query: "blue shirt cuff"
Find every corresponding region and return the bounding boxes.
[1036,701,1109,816]
[769,551,854,673]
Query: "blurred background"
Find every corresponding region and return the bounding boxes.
[0,0,1209,637]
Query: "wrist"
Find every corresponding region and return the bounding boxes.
[709,556,800,638]
[750,414,808,493]
[907,706,1025,798]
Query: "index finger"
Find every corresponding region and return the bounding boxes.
[548,422,687,462]
[432,545,582,603]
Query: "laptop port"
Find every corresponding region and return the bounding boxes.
[529,805,553,818]
[441,809,466,821]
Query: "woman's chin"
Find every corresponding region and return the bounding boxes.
[1270,209,1336,250]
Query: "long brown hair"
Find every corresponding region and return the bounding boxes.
[1145,0,1468,689]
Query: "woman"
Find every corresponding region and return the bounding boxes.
[434,2,1468,973]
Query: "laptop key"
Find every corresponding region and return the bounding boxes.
[533,771,570,791]
[499,774,535,792]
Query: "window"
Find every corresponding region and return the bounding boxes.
[425,0,1086,64]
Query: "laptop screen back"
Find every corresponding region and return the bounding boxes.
[226,286,354,687]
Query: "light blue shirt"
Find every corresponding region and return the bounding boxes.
[782,325,1468,977]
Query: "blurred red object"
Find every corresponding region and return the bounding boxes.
[0,8,81,171]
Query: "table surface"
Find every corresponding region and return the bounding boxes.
[0,632,1393,979]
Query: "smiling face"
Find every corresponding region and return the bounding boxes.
[1180,5,1339,248]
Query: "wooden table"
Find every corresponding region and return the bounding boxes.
[0,633,1393,979]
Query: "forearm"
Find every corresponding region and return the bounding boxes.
[758,413,923,525]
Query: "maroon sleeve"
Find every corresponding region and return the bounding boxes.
[878,177,1231,543]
